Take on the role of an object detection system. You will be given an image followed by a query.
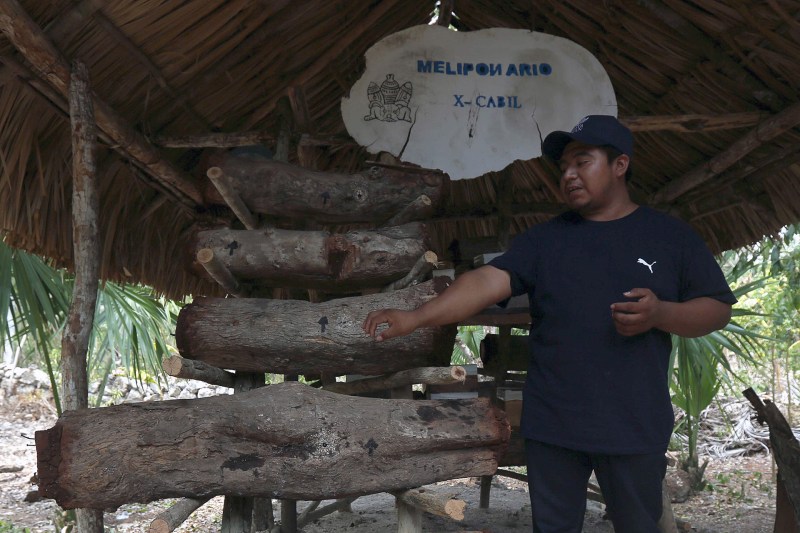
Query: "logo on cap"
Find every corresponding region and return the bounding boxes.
[571,116,590,134]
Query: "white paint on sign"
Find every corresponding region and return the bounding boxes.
[341,25,617,180]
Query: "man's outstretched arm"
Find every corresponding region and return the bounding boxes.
[363,265,513,341]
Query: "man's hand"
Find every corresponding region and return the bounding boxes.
[363,309,420,342]
[610,288,663,336]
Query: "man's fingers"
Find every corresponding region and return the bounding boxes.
[611,301,642,314]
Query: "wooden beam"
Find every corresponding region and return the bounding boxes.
[63,58,104,533]
[322,366,465,396]
[196,248,248,298]
[0,0,203,209]
[206,167,259,230]
[651,101,800,205]
[382,251,438,292]
[394,488,465,521]
[154,131,275,148]
[162,355,235,388]
[149,497,210,533]
[620,112,766,133]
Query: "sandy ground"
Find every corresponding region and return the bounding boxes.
[0,393,776,532]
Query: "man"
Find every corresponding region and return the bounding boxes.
[363,115,736,532]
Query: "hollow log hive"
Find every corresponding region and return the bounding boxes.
[36,157,507,527]
[36,382,510,509]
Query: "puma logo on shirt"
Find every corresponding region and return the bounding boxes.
[637,258,656,273]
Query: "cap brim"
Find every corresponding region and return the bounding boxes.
[542,130,627,161]
[541,131,574,161]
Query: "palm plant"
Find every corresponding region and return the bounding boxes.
[1,237,178,414]
[669,243,782,488]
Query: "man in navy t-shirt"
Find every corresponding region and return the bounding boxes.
[364,115,735,532]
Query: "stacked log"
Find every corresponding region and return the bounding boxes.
[190,222,430,291]
[175,278,457,375]
[36,382,510,509]
[201,154,446,224]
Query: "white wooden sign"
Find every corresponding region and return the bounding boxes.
[341,25,617,180]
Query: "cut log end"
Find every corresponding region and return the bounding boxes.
[450,366,466,382]
[147,519,169,533]
[196,248,214,264]
[206,166,224,180]
[444,499,466,520]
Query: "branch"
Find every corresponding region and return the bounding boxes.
[323,366,465,396]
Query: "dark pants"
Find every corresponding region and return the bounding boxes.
[525,439,667,533]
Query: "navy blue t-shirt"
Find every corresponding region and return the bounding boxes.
[488,206,737,454]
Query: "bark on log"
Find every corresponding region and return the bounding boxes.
[162,355,235,388]
[190,223,430,292]
[200,154,445,224]
[176,278,457,375]
[323,367,465,396]
[148,497,210,533]
[35,382,510,509]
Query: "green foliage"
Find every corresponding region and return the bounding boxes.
[451,325,488,365]
[1,237,178,413]
[0,519,31,533]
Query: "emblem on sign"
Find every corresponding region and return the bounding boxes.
[364,74,413,123]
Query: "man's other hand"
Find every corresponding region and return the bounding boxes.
[610,288,662,336]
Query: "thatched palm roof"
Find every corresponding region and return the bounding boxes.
[0,0,798,298]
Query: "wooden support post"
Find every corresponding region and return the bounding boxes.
[162,355,235,388]
[382,251,438,292]
[63,59,103,533]
[386,194,432,226]
[206,167,259,230]
[281,500,298,533]
[148,497,210,533]
[221,371,266,533]
[252,497,274,532]
[196,248,248,297]
[323,366,465,396]
[396,498,422,533]
[479,475,492,509]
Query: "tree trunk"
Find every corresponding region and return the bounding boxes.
[36,382,510,509]
[201,154,445,224]
[64,59,103,533]
[190,223,430,291]
[176,278,457,375]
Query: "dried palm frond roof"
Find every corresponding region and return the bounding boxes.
[0,0,798,298]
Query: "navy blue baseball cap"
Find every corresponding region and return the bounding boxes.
[542,115,633,161]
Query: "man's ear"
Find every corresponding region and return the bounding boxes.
[614,154,630,178]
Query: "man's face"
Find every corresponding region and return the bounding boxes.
[558,141,629,217]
